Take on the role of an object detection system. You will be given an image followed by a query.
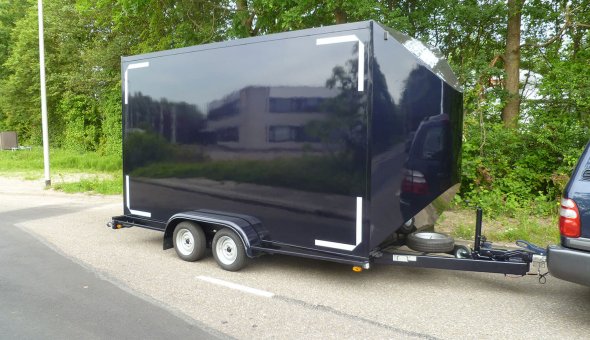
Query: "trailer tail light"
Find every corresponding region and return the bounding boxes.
[402,170,429,194]
[559,198,581,238]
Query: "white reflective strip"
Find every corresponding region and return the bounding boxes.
[196,276,274,298]
[314,240,357,251]
[357,41,365,92]
[124,62,150,105]
[316,35,364,92]
[316,35,359,45]
[130,208,151,218]
[127,62,150,70]
[125,175,130,208]
[355,196,362,244]
[315,196,362,251]
[125,175,151,218]
[440,79,444,115]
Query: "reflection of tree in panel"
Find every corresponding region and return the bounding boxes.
[126,93,208,171]
[304,44,367,165]
[398,66,441,132]
[307,45,400,162]
[128,92,206,144]
[370,59,402,155]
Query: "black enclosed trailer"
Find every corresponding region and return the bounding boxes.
[112,21,537,274]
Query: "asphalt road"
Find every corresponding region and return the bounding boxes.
[0,182,220,339]
[1,177,590,339]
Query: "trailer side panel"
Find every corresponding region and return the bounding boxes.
[369,24,463,249]
[123,27,371,257]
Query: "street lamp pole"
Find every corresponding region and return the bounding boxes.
[37,0,50,187]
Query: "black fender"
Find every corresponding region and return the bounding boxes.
[163,210,263,257]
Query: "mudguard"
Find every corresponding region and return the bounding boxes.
[163,209,264,257]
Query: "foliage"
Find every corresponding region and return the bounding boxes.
[0,0,589,219]
[60,93,100,151]
[460,103,588,217]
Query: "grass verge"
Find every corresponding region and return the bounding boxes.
[52,174,122,195]
[436,207,560,247]
[0,147,122,195]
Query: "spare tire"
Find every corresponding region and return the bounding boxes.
[407,232,455,253]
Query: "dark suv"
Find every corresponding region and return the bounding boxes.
[547,144,590,286]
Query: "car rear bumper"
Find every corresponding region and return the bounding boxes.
[547,245,590,287]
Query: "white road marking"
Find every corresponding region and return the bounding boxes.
[196,275,274,298]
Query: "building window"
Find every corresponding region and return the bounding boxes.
[216,127,239,142]
[268,125,319,143]
[209,99,239,121]
[269,97,325,113]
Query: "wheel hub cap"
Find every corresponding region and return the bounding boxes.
[216,236,237,265]
[176,229,194,256]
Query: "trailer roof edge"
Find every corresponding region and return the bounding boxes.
[121,21,374,63]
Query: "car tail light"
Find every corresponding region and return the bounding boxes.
[559,198,581,238]
[402,170,429,195]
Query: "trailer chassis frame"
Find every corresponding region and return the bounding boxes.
[370,208,536,276]
[110,209,542,277]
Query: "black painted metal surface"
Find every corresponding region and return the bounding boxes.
[374,253,529,275]
[120,21,463,258]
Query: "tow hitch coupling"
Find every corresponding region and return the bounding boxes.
[471,208,549,283]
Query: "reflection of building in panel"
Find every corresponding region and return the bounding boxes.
[206,86,337,150]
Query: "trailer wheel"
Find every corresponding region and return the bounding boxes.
[173,221,207,262]
[407,232,454,253]
[212,229,247,271]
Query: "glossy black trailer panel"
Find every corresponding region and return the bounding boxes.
[121,21,462,259]
[124,23,371,257]
[369,24,463,249]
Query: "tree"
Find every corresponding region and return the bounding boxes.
[501,0,523,128]
[0,0,32,130]
[230,0,379,38]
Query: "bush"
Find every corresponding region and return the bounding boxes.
[98,87,123,158]
[60,92,100,152]
[459,106,588,217]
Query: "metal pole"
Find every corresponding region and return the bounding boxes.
[474,207,483,253]
[37,0,50,187]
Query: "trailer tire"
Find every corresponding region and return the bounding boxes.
[212,228,247,271]
[173,221,207,262]
[407,232,454,253]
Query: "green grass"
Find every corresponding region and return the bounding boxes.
[52,175,122,195]
[0,147,121,172]
[0,147,122,194]
[447,208,560,247]
[452,222,477,241]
